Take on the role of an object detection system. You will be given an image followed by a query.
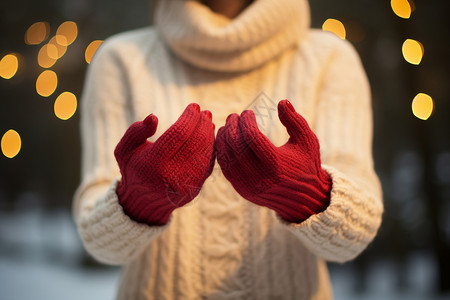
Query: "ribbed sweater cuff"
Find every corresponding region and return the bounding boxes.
[275,165,383,263]
[78,178,171,265]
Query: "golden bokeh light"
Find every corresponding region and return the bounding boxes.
[25,21,50,45]
[1,129,21,159]
[391,0,412,19]
[0,54,19,79]
[56,21,78,46]
[402,39,424,65]
[412,93,433,120]
[46,43,59,60]
[38,44,57,68]
[322,19,346,40]
[36,70,58,97]
[85,40,103,64]
[54,92,77,120]
[48,36,67,59]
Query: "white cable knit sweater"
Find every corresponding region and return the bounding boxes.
[73,0,383,299]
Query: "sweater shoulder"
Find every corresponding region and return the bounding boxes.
[90,27,159,65]
[103,27,158,48]
[301,29,364,68]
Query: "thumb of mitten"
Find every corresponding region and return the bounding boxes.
[114,114,158,167]
[278,100,319,151]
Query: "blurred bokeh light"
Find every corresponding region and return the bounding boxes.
[48,36,67,59]
[54,92,77,120]
[322,18,346,40]
[390,0,413,19]
[402,39,424,65]
[0,53,19,79]
[412,93,433,120]
[1,129,21,158]
[85,40,103,64]
[37,44,57,68]
[56,21,78,46]
[24,21,50,45]
[36,70,58,97]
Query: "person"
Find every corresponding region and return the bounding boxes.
[73,0,384,299]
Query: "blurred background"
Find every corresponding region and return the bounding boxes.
[0,0,449,299]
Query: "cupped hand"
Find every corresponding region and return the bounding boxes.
[216,100,331,223]
[114,103,216,225]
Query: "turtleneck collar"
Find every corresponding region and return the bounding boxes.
[155,0,310,72]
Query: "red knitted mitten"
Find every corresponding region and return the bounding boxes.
[114,103,216,226]
[216,100,331,223]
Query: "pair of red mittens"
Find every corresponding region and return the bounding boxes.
[114,100,331,226]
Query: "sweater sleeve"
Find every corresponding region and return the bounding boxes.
[72,37,169,265]
[277,34,383,263]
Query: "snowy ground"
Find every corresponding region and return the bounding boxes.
[0,258,120,300]
[0,209,448,300]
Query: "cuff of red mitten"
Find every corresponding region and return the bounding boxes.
[274,164,383,262]
[274,164,340,225]
[274,170,332,224]
[114,178,174,227]
[275,200,330,225]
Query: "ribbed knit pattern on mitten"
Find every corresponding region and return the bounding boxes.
[216,100,331,223]
[115,103,216,225]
